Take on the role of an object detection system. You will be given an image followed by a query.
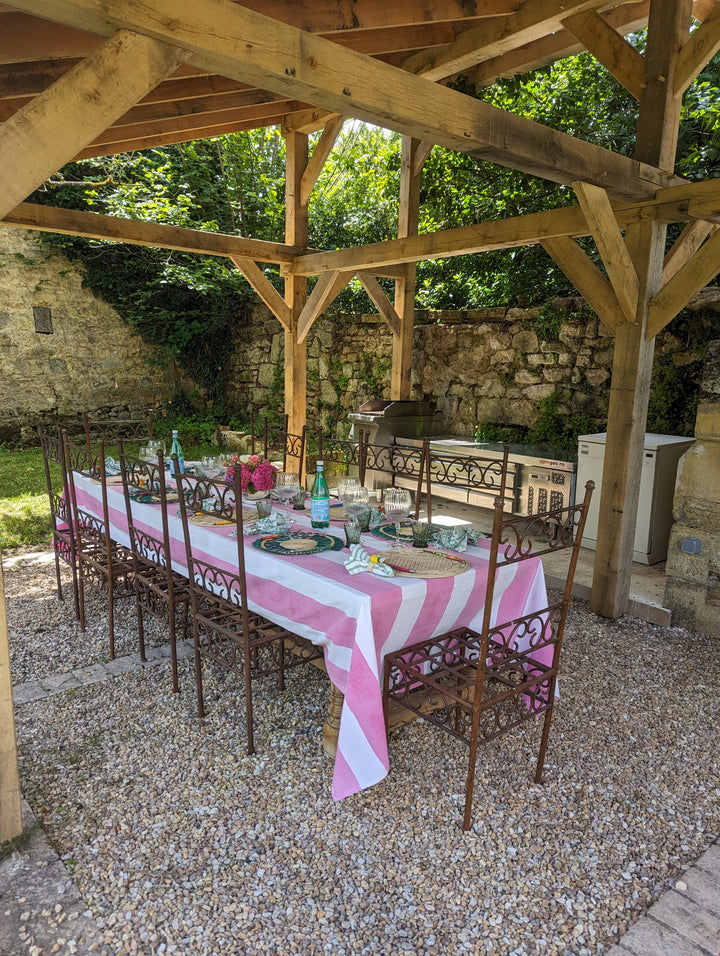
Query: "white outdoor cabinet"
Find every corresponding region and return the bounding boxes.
[576,433,695,565]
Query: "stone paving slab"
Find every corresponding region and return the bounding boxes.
[606,842,720,956]
[0,802,112,956]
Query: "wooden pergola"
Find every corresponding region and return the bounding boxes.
[2,0,720,626]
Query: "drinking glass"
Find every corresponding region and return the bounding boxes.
[337,475,359,500]
[342,485,369,521]
[275,471,300,516]
[201,455,224,479]
[382,488,412,548]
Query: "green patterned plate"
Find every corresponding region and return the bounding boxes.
[252,532,344,556]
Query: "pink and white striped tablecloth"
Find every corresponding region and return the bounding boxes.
[73,473,547,801]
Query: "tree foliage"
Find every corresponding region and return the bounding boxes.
[32,41,720,400]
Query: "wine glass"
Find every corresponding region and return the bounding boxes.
[275,471,300,517]
[342,485,369,521]
[382,487,412,549]
[201,455,224,479]
[337,475,359,500]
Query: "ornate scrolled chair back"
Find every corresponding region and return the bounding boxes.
[383,479,595,829]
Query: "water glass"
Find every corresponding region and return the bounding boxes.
[382,487,412,548]
[411,522,432,548]
[276,472,300,515]
[256,498,273,518]
[344,516,362,547]
[337,476,359,499]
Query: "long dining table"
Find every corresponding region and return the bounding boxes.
[72,470,549,801]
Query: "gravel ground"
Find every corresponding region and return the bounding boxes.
[4,549,720,955]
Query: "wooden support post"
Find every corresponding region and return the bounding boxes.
[0,553,23,843]
[591,0,693,619]
[283,129,309,438]
[392,136,423,400]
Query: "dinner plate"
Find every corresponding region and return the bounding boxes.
[252,532,344,556]
[370,520,417,542]
[133,490,180,504]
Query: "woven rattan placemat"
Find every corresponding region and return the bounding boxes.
[376,549,470,578]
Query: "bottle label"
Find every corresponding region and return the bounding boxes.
[310,497,330,524]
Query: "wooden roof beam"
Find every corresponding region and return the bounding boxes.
[294,178,720,276]
[0,28,186,221]
[3,202,298,264]
[11,0,678,201]
[457,1,651,88]
[561,8,646,100]
[675,1,720,95]
[402,0,615,82]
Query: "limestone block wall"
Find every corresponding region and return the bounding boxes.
[225,300,709,439]
[664,340,720,637]
[0,228,176,442]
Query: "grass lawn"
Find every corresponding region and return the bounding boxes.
[0,440,220,551]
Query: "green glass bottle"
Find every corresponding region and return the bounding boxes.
[310,460,330,528]
[169,429,184,475]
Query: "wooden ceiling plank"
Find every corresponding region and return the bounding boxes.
[357,273,402,335]
[83,101,305,152]
[675,1,720,94]
[300,113,345,206]
[231,255,292,328]
[3,201,297,263]
[574,181,639,323]
[662,219,718,283]
[232,0,515,35]
[297,270,354,342]
[541,236,619,333]
[9,0,675,200]
[561,8,645,100]
[647,226,720,337]
[0,12,98,62]
[109,89,298,129]
[0,28,186,220]
[401,0,612,82]
[74,114,306,159]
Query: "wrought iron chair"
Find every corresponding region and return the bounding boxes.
[416,438,513,523]
[117,443,191,692]
[62,431,135,658]
[383,480,595,830]
[315,428,364,484]
[37,424,80,621]
[357,436,426,519]
[250,414,306,484]
[175,460,323,753]
[83,411,154,448]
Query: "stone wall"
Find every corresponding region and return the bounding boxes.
[0,228,177,442]
[664,340,720,637]
[225,299,713,440]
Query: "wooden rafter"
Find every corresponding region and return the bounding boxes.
[0,28,186,220]
[8,0,677,200]
[402,0,613,82]
[3,202,298,263]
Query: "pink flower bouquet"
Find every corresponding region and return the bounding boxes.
[224,453,277,496]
